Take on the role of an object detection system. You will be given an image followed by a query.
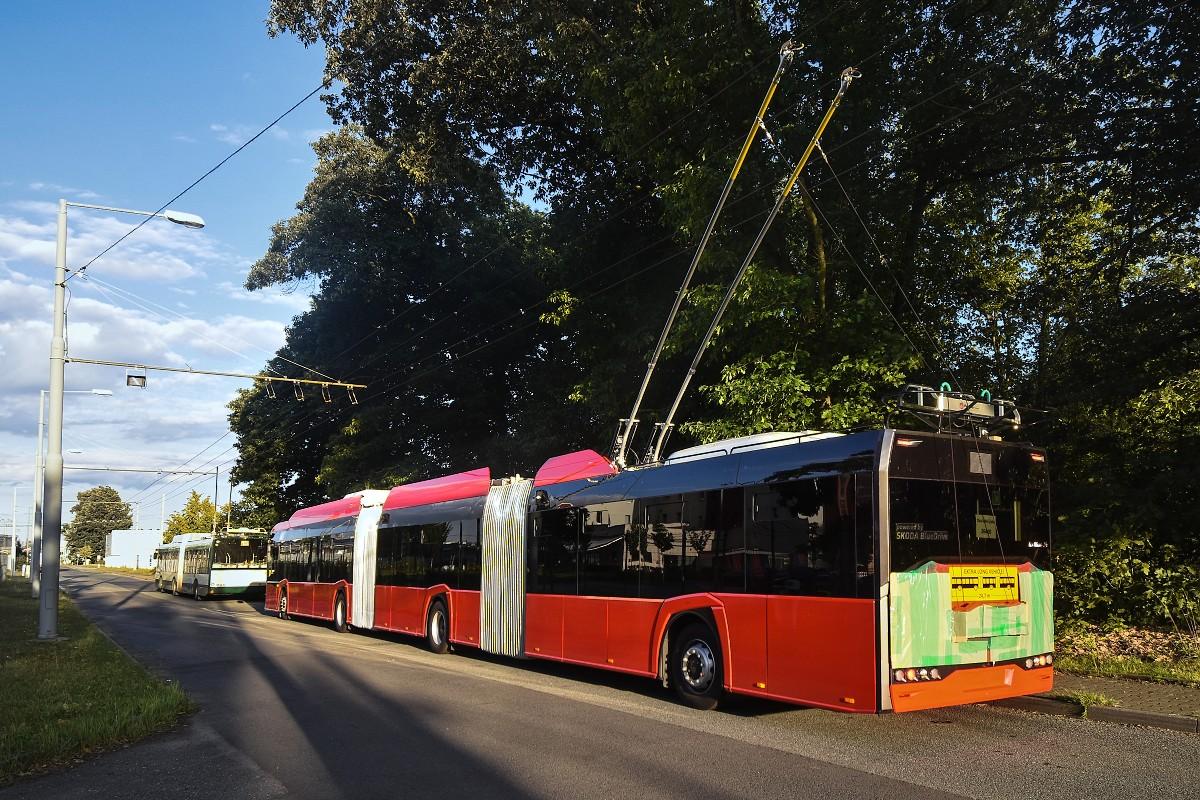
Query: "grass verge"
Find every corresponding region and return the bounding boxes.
[72,564,155,578]
[1056,653,1200,687]
[0,577,192,786]
[1048,688,1119,712]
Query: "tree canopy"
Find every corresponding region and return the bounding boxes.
[65,486,132,564]
[229,0,1198,624]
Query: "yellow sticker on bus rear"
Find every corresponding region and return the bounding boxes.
[948,565,1020,603]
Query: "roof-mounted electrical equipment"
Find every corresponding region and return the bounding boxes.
[887,384,1021,438]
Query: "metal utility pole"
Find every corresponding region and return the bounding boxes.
[212,466,219,534]
[646,67,861,464]
[38,199,70,638]
[39,200,203,639]
[611,40,802,469]
[9,487,16,576]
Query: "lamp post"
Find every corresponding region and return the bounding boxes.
[39,200,204,639]
[31,389,110,598]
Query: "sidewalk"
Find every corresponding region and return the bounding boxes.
[994,671,1200,733]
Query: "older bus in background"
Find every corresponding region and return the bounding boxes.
[154,528,270,599]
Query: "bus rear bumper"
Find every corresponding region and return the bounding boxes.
[890,665,1053,712]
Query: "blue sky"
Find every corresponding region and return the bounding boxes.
[0,1,336,538]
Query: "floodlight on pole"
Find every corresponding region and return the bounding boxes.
[39,199,204,638]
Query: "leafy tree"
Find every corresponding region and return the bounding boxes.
[163,491,229,543]
[65,486,132,564]
[248,0,1199,624]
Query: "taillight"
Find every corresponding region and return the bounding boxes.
[1030,452,1045,463]
[896,437,923,447]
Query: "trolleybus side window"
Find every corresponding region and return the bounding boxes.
[681,490,740,595]
[747,475,859,598]
[528,508,579,595]
[459,518,481,590]
[639,495,685,598]
[578,499,637,598]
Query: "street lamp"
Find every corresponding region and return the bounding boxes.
[31,389,111,598]
[39,200,205,639]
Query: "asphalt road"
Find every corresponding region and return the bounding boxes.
[5,570,1198,800]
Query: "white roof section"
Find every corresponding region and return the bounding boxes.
[344,489,390,507]
[665,431,844,463]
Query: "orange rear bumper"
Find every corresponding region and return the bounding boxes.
[891,664,1054,712]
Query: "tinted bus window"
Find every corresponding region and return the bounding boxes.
[747,475,858,598]
[529,509,579,594]
[639,495,685,598]
[889,478,1050,571]
[578,499,637,598]
[459,519,481,590]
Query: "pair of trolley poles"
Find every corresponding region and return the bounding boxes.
[612,43,861,468]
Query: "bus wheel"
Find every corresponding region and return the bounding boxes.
[278,590,289,620]
[670,621,724,711]
[171,581,179,596]
[332,593,348,633]
[426,599,449,654]
[155,579,162,593]
[192,581,202,600]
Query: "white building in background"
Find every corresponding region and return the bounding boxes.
[104,529,162,569]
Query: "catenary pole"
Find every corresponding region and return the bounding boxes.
[38,200,68,638]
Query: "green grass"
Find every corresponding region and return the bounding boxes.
[72,564,155,578]
[1049,688,1120,710]
[1056,653,1200,688]
[0,578,193,786]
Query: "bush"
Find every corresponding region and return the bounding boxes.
[1054,536,1200,626]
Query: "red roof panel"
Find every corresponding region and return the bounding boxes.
[383,467,491,511]
[534,449,618,487]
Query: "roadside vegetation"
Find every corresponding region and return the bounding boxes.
[71,564,155,578]
[1056,620,1200,687]
[0,578,192,785]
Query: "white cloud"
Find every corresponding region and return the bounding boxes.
[0,203,224,282]
[216,280,311,314]
[172,133,197,144]
[209,123,246,146]
[28,181,101,200]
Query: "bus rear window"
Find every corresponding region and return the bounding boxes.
[889,478,1049,571]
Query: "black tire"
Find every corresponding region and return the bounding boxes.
[192,581,202,600]
[278,589,289,620]
[425,599,449,654]
[670,621,724,711]
[155,579,163,593]
[332,592,348,633]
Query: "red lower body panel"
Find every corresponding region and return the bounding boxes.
[765,596,877,711]
[376,586,425,635]
[449,590,481,647]
[521,593,876,710]
[269,581,345,621]
[891,664,1054,712]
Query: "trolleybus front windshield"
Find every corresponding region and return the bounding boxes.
[213,537,269,568]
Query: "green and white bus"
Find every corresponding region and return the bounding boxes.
[154,529,270,599]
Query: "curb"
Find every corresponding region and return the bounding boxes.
[991,696,1199,733]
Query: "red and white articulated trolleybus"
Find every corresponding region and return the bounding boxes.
[266,410,1052,713]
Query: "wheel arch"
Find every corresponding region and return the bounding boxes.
[650,597,732,689]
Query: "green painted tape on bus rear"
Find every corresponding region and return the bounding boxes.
[889,564,1053,668]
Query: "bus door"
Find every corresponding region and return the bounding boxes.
[480,478,533,658]
[351,492,388,629]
